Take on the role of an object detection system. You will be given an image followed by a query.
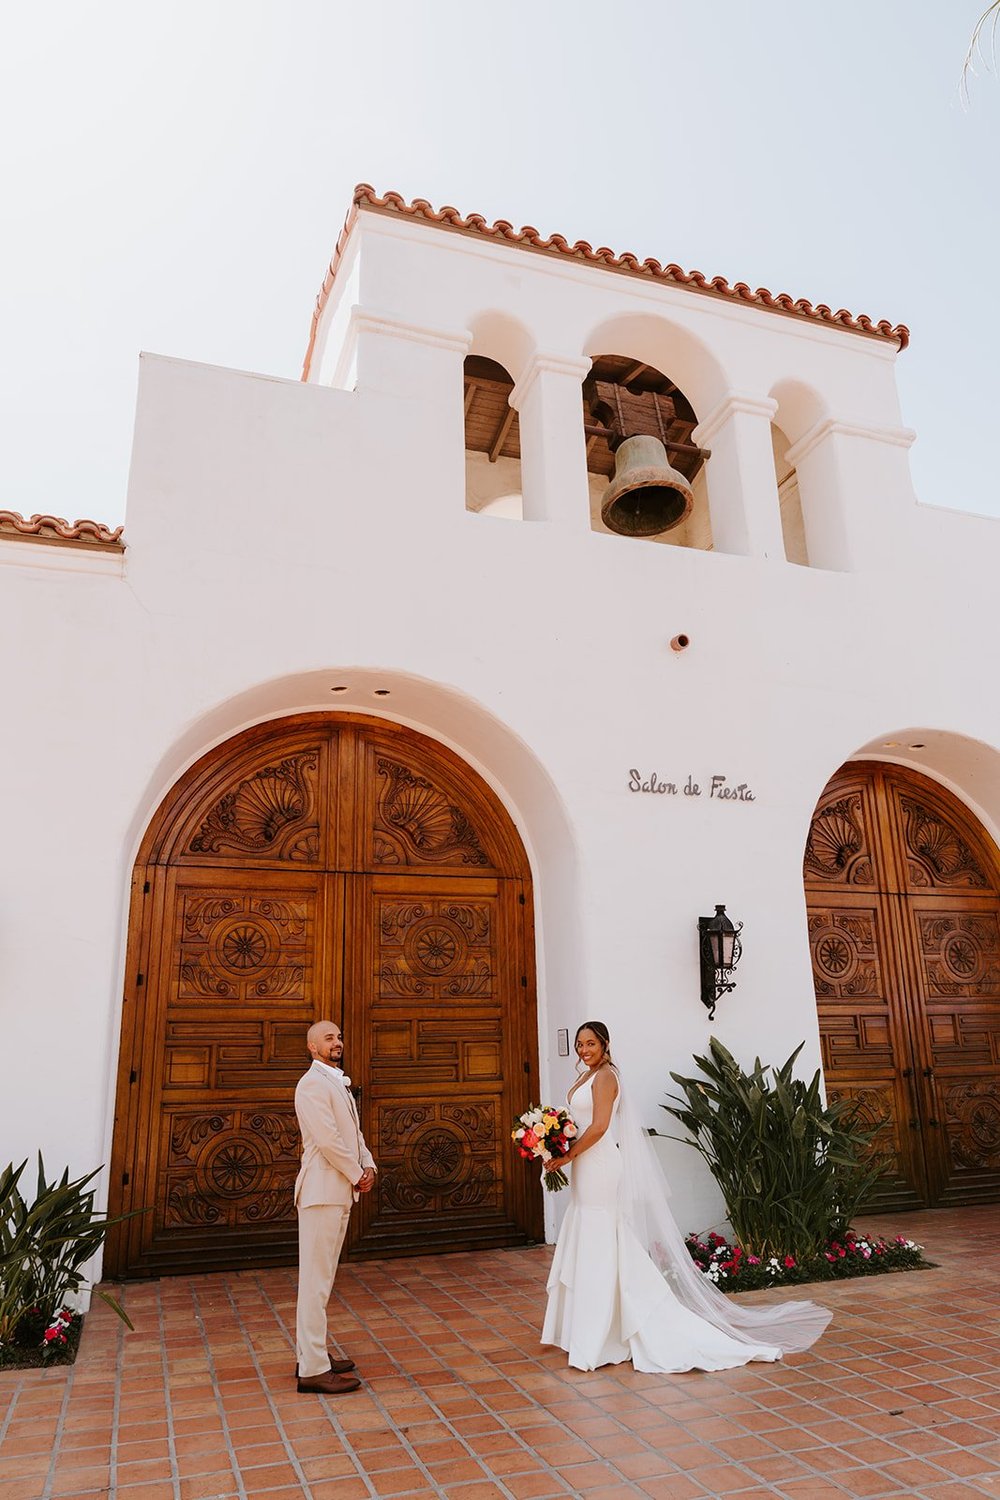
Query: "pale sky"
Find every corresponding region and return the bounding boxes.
[2,1,998,528]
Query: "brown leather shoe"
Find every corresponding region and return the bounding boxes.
[297,1368,361,1395]
[294,1356,355,1376]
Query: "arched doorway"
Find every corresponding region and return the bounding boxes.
[106,713,542,1278]
[805,760,1000,1210]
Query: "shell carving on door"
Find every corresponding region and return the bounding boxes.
[106,714,541,1279]
[805,761,1000,1210]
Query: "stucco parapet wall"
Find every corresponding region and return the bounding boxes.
[691,393,780,448]
[0,509,125,553]
[785,418,918,467]
[508,353,595,412]
[302,185,910,379]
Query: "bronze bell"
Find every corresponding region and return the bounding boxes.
[600,433,694,538]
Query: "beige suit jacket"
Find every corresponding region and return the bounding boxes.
[293,1061,375,1209]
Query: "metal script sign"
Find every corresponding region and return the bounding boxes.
[627,770,757,802]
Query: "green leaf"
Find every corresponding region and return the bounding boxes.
[96,1289,135,1330]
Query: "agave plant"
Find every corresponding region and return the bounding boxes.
[0,1156,135,1349]
[660,1038,878,1262]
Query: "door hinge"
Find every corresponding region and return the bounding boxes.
[129,1069,137,1084]
[136,973,144,987]
[143,880,151,895]
[518,892,526,905]
[520,975,527,988]
[121,1171,130,1186]
[523,1061,530,1074]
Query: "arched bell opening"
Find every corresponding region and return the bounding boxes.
[463,314,534,520]
[803,746,1000,1212]
[463,355,525,519]
[583,355,713,548]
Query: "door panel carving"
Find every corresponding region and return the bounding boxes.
[372,757,491,868]
[376,897,495,1005]
[944,1084,1000,1175]
[152,729,335,868]
[174,890,316,1005]
[107,715,540,1278]
[804,789,877,888]
[806,762,1000,1211]
[187,752,322,863]
[376,1100,503,1216]
[825,1084,905,1182]
[354,731,520,874]
[896,796,989,890]
[808,907,884,1000]
[163,1108,300,1228]
[911,909,1000,999]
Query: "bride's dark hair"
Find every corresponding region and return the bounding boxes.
[574,1020,612,1070]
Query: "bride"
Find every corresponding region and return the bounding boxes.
[541,1021,832,1373]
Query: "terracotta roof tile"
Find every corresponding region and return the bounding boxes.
[0,509,125,552]
[302,185,909,379]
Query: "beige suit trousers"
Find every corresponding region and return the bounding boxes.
[295,1202,351,1378]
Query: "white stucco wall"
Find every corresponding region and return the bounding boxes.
[1,207,998,1272]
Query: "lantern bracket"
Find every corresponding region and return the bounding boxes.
[698,904,743,1019]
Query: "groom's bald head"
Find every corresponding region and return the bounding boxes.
[307,1020,343,1065]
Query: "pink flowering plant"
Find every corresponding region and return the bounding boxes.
[40,1306,78,1360]
[685,1227,927,1292]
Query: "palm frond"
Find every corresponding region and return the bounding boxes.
[962,2,1000,106]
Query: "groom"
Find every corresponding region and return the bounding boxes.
[293,1019,376,1395]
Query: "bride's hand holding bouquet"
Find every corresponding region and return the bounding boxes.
[512,1105,577,1191]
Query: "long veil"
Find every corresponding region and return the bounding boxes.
[614,1065,832,1353]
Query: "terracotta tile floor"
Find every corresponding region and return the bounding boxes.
[2,1206,999,1500]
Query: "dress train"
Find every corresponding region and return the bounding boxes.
[542,1070,828,1373]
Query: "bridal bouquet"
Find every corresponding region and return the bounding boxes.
[511,1105,576,1192]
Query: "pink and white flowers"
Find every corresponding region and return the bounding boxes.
[512,1105,577,1192]
[41,1307,74,1357]
[684,1228,926,1291]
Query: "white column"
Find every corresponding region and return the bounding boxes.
[349,306,472,517]
[509,353,592,526]
[693,394,784,559]
[786,418,916,572]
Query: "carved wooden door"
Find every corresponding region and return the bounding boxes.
[113,867,339,1277]
[338,723,541,1258]
[805,762,1000,1210]
[107,714,541,1278]
[344,875,535,1256]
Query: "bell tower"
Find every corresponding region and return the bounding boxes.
[305,185,916,573]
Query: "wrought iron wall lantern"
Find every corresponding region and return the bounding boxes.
[698,904,743,1019]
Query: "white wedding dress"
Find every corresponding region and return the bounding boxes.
[542,1070,830,1373]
